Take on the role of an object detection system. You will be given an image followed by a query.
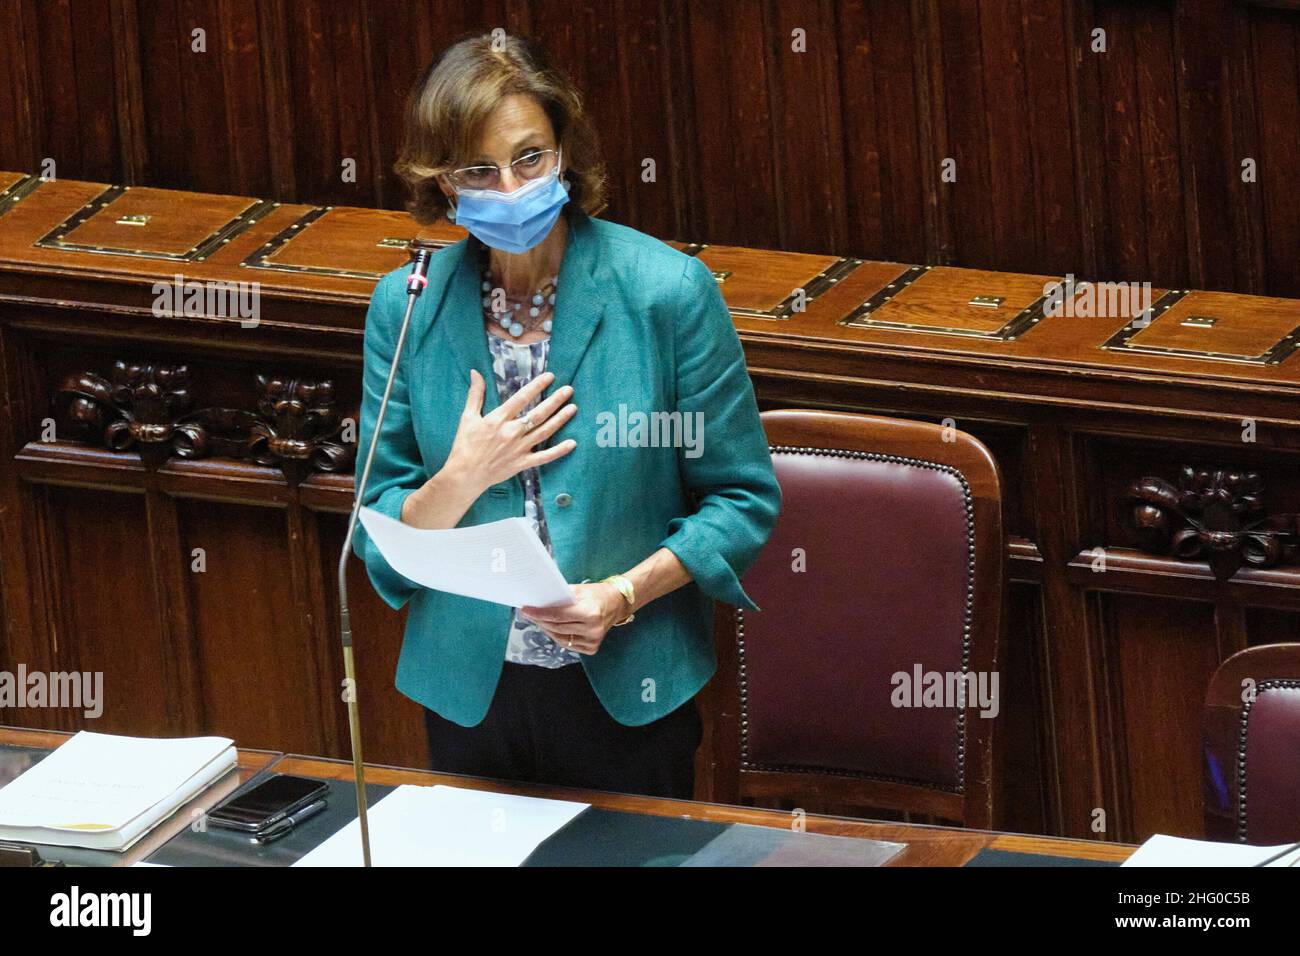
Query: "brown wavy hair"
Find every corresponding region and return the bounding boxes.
[395,32,608,225]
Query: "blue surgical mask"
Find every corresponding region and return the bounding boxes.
[448,148,571,254]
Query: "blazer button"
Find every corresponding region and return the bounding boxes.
[554,492,573,508]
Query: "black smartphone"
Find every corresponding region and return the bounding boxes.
[207,774,330,833]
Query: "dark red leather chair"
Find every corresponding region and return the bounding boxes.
[714,409,1004,827]
[1203,644,1300,844]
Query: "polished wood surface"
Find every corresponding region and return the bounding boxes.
[3,1,1299,299]
[2,173,1298,846]
[0,727,1135,866]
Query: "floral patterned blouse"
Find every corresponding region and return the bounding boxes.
[486,329,581,668]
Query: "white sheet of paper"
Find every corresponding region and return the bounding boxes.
[1122,834,1300,867]
[359,508,575,608]
[0,731,234,831]
[292,784,589,867]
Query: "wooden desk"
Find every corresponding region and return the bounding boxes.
[4,175,1298,844]
[0,727,1134,866]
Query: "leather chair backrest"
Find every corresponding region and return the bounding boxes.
[1204,644,1300,844]
[736,409,1003,812]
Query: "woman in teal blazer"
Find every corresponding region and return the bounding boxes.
[353,33,780,799]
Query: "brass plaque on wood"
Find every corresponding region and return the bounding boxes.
[240,205,465,279]
[678,243,862,320]
[1100,290,1300,365]
[34,185,275,261]
[840,265,1051,340]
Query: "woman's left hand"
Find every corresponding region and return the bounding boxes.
[520,582,630,656]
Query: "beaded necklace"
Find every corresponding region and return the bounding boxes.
[479,253,558,340]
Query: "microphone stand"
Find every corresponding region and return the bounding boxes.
[336,247,432,867]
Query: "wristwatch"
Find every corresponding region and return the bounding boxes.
[601,574,636,626]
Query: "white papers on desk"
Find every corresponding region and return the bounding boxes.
[359,508,576,608]
[0,731,236,851]
[1122,834,1300,866]
[292,784,589,867]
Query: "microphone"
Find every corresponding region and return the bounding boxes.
[336,246,433,867]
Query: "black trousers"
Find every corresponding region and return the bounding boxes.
[423,661,703,800]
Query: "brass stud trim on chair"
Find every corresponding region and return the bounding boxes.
[1235,678,1300,843]
[735,443,977,794]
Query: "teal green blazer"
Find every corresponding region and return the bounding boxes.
[352,207,781,727]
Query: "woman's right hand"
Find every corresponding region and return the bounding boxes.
[444,368,578,494]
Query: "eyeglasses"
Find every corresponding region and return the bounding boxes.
[448,148,560,191]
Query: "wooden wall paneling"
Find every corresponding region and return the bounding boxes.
[45,486,176,735]
[323,0,384,209]
[1089,1,1188,288]
[136,0,199,190]
[1030,423,1101,838]
[836,0,928,263]
[1097,592,1221,841]
[681,0,780,247]
[974,0,1042,273]
[1019,0,1090,276]
[1246,606,1300,645]
[353,1,423,213]
[1063,0,1102,279]
[2,1,1298,295]
[26,480,71,730]
[933,0,999,268]
[288,503,343,759]
[1211,592,1250,659]
[292,501,344,755]
[1073,424,1300,840]
[0,323,53,728]
[618,0,692,239]
[355,0,386,208]
[658,0,698,240]
[1245,3,1300,297]
[255,0,298,199]
[765,0,850,254]
[211,0,275,197]
[69,0,126,183]
[914,0,955,263]
[281,0,353,206]
[1128,0,1192,288]
[950,421,1053,834]
[179,499,316,751]
[109,0,149,183]
[0,0,39,172]
[0,0,1295,296]
[995,582,1052,835]
[316,511,430,770]
[1173,0,1239,292]
[29,0,118,184]
[133,0,274,193]
[1225,1,1265,295]
[588,0,692,238]
[143,485,204,734]
[174,0,243,192]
